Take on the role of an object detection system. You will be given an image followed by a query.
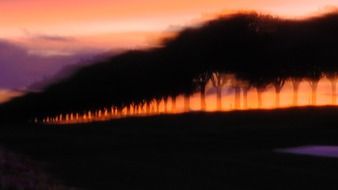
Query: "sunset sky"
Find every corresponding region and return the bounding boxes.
[1,0,338,101]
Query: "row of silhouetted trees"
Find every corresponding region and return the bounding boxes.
[2,12,338,123]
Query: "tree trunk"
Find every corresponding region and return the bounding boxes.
[138,105,142,115]
[312,86,317,105]
[257,88,262,108]
[242,88,248,109]
[292,80,301,106]
[234,86,241,109]
[216,87,222,110]
[130,105,134,115]
[275,88,281,108]
[212,72,227,111]
[156,100,161,113]
[132,105,136,115]
[172,96,177,113]
[275,86,282,108]
[329,78,337,105]
[146,102,151,114]
[111,107,114,117]
[104,109,108,117]
[200,86,206,111]
[88,111,92,120]
[309,80,319,105]
[184,94,190,112]
[138,105,141,114]
[163,97,168,113]
[273,81,284,108]
[117,109,122,117]
[126,106,130,115]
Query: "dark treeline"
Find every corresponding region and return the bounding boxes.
[2,12,338,123]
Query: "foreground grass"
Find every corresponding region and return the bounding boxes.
[1,106,338,189]
[0,146,79,190]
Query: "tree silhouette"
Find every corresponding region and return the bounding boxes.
[290,78,302,106]
[193,72,212,111]
[305,69,322,105]
[230,77,241,109]
[171,95,177,113]
[240,81,251,109]
[211,72,228,110]
[163,96,169,113]
[272,77,286,107]
[327,73,338,105]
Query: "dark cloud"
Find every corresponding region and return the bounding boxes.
[32,34,75,42]
[0,40,95,91]
[22,29,75,42]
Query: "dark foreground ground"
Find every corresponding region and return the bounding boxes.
[2,106,338,190]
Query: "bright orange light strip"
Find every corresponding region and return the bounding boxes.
[39,77,338,125]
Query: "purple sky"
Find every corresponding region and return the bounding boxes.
[0,39,99,91]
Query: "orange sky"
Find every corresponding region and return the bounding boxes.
[1,0,338,51]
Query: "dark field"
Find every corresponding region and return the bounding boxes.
[2,107,338,190]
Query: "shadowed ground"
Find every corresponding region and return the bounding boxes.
[1,107,338,189]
